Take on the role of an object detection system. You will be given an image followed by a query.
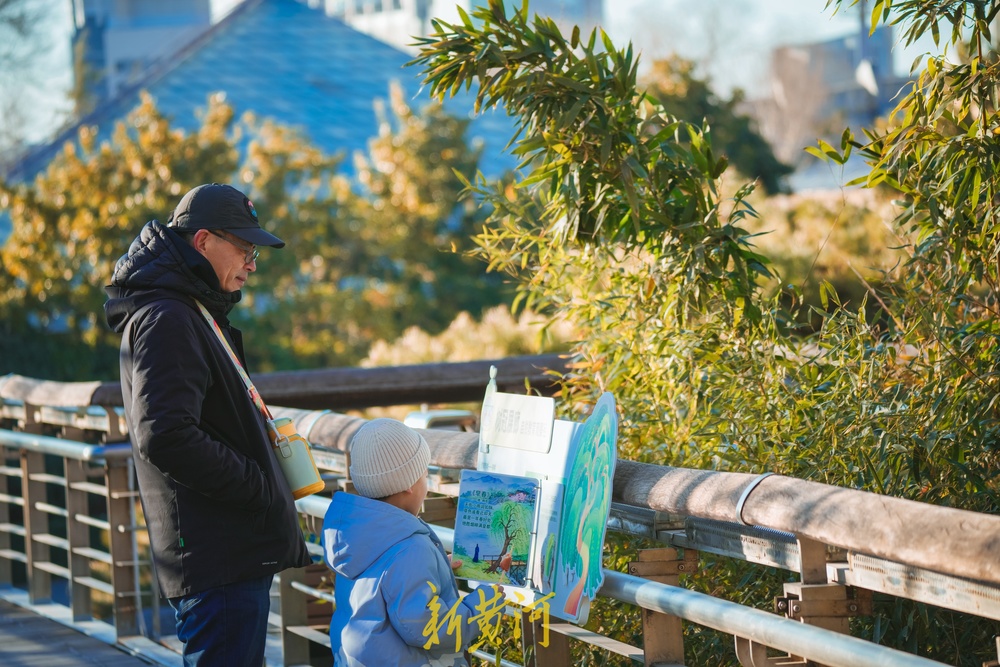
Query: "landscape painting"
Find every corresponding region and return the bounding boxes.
[451,470,539,587]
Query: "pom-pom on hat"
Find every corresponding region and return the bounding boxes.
[349,418,430,499]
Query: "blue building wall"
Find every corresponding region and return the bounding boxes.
[8,0,515,186]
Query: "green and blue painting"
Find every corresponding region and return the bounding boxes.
[452,470,539,587]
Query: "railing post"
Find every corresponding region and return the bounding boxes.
[148,559,164,641]
[769,536,871,667]
[22,449,52,604]
[628,547,691,667]
[280,565,313,666]
[734,635,770,667]
[987,636,1000,667]
[65,458,92,621]
[0,445,19,585]
[521,606,571,667]
[278,504,331,667]
[105,458,139,637]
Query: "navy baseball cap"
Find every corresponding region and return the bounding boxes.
[169,183,285,248]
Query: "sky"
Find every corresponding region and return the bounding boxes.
[3,0,74,145]
[7,0,242,145]
[602,0,937,96]
[15,0,941,145]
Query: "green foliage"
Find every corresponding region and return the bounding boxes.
[814,0,1000,521]
[489,500,532,557]
[225,83,512,371]
[415,1,1000,663]
[0,92,240,379]
[362,305,574,367]
[746,189,909,326]
[358,304,575,423]
[350,85,512,336]
[0,87,510,378]
[641,57,793,195]
[822,1,1000,304]
[411,0,770,327]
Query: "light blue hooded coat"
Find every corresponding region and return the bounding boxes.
[323,492,503,667]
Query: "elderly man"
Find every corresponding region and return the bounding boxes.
[105,183,310,665]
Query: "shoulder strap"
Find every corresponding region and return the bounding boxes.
[194,299,273,421]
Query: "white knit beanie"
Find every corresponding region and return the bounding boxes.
[349,418,430,499]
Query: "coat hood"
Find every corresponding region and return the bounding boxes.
[323,493,429,580]
[104,219,241,333]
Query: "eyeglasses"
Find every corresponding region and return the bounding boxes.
[208,230,259,264]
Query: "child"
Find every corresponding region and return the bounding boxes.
[323,418,506,666]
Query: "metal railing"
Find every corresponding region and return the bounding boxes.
[0,363,998,667]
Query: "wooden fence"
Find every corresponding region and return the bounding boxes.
[0,358,998,667]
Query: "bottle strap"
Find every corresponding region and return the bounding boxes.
[194,300,273,421]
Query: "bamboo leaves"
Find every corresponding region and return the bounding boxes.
[410,0,767,325]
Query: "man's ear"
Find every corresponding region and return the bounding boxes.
[191,229,211,254]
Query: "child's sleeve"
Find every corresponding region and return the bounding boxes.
[381,538,505,653]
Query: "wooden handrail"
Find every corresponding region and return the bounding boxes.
[3,360,1000,667]
[1,354,568,410]
[612,458,1000,585]
[4,363,1000,604]
[274,408,1000,587]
